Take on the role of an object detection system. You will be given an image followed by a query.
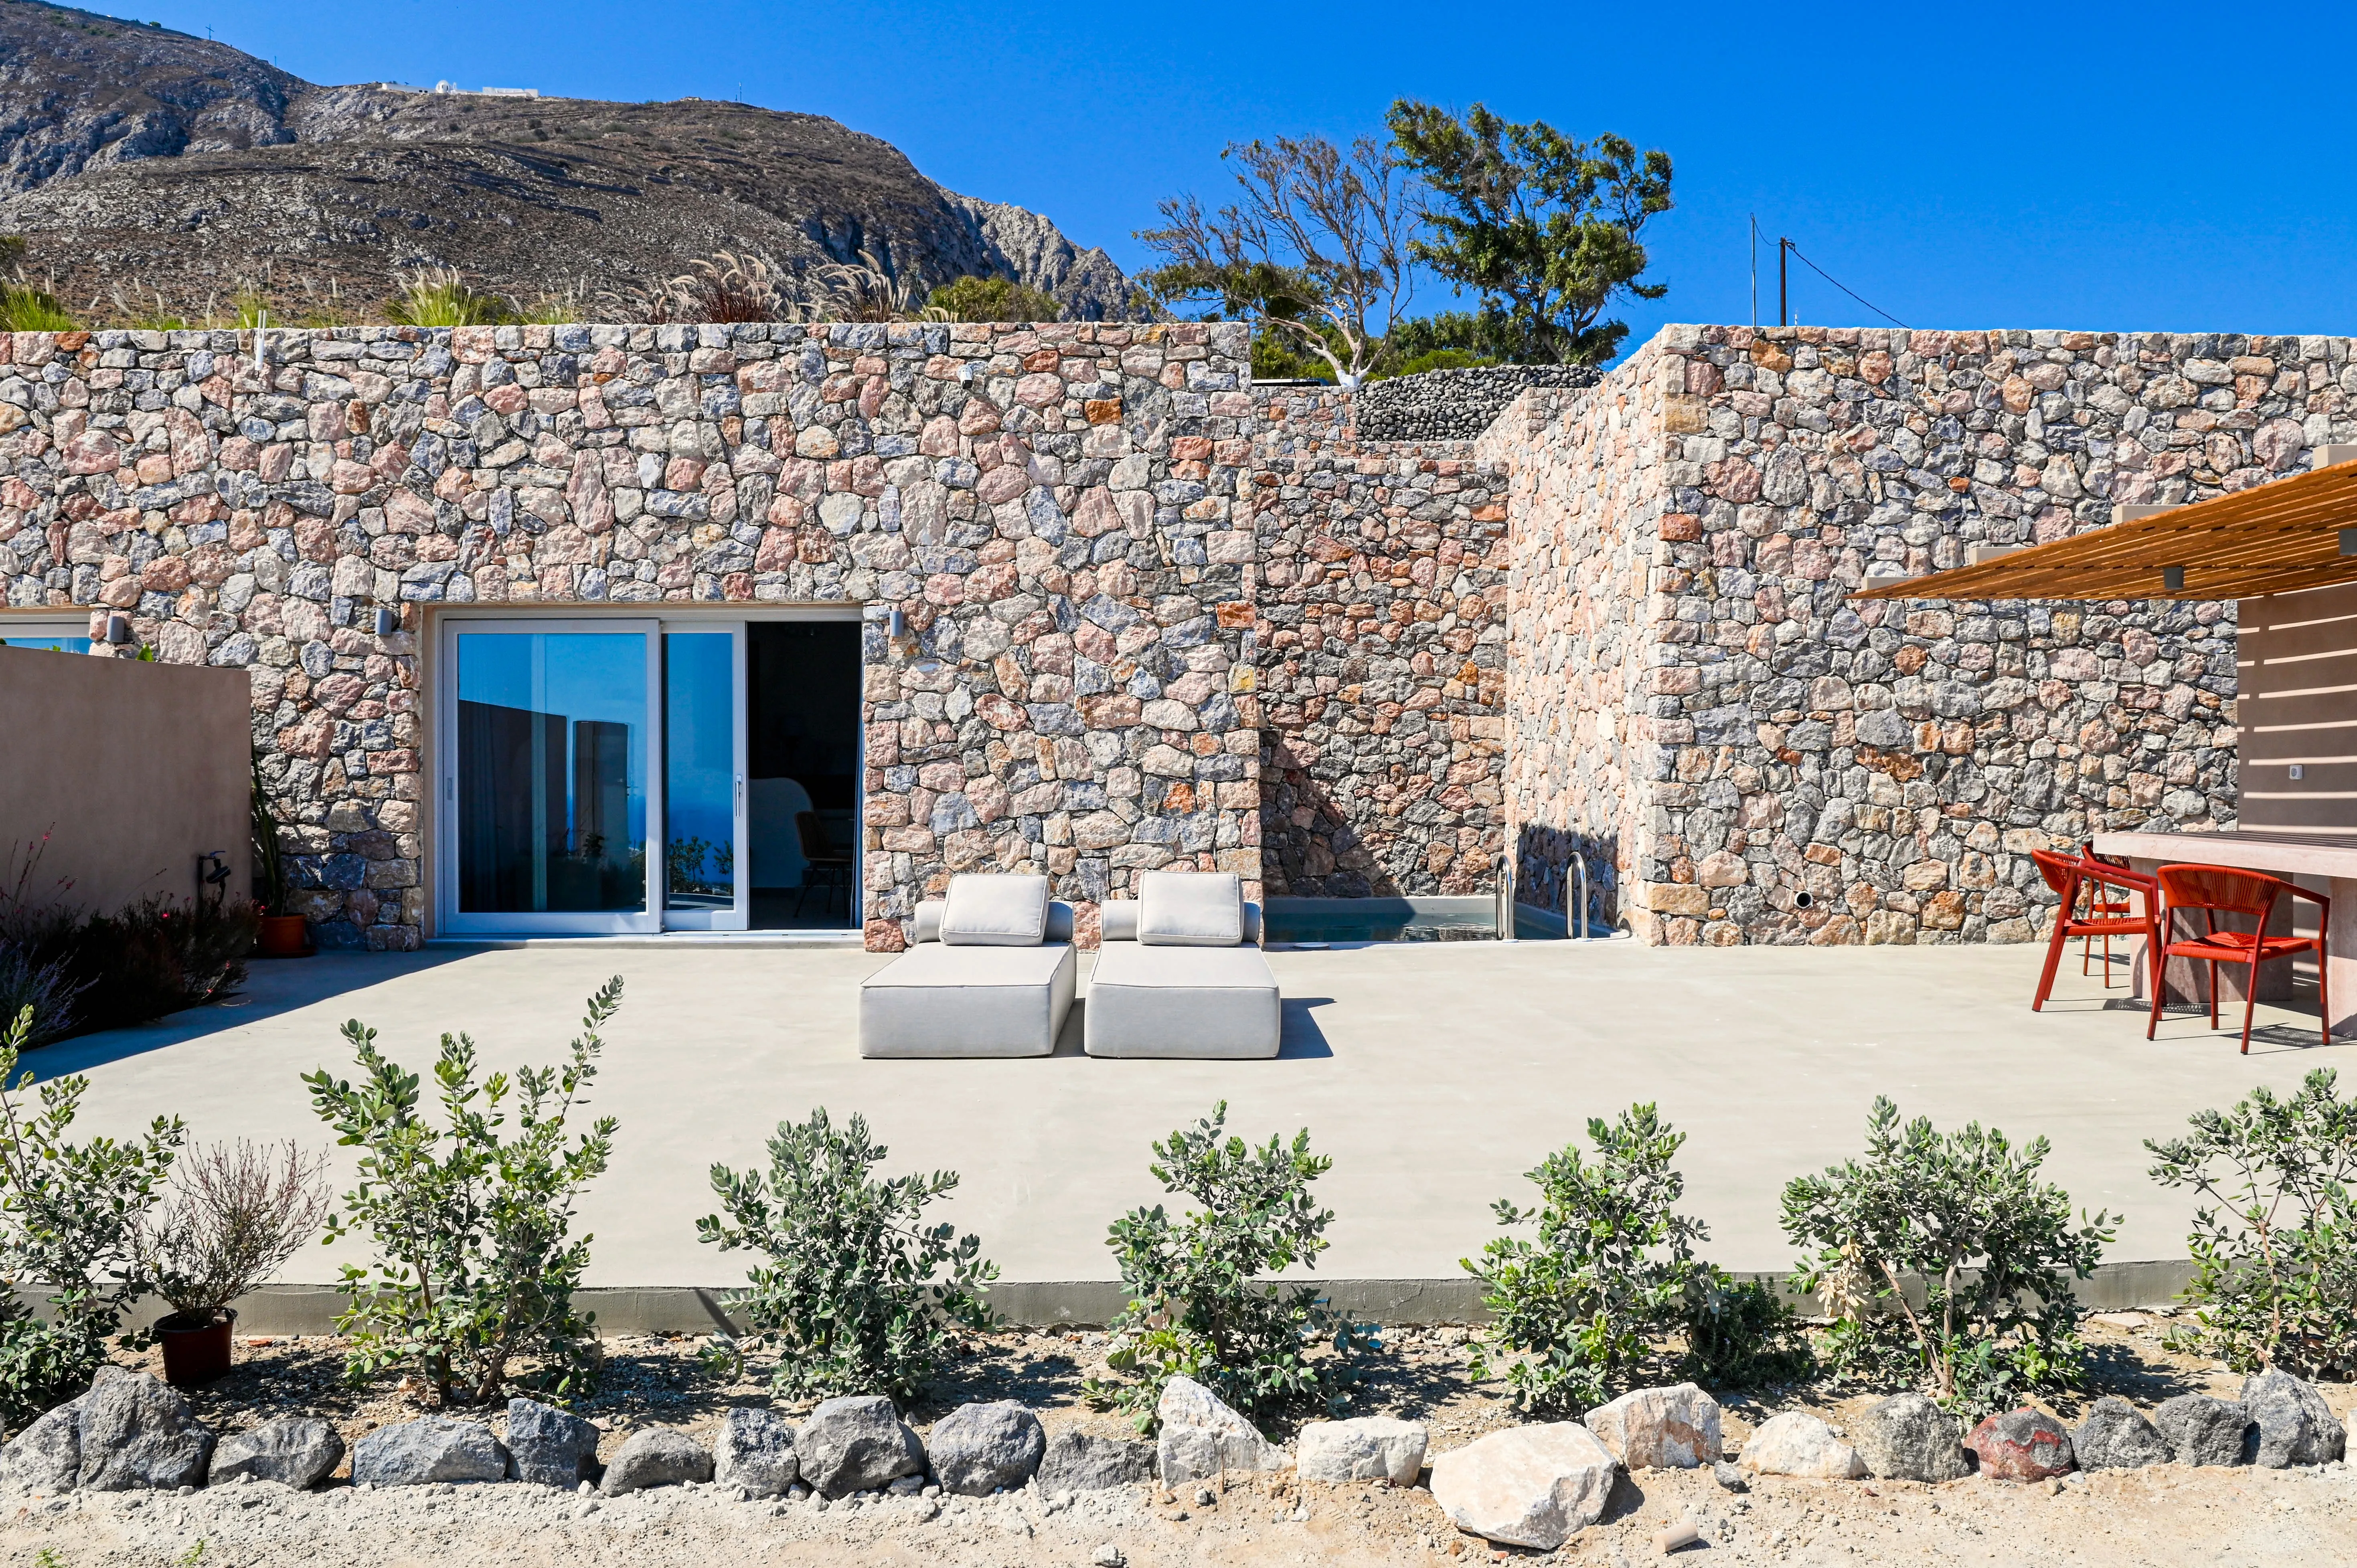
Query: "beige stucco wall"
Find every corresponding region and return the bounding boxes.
[0,646,251,917]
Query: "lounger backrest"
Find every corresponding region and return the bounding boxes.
[1099,899,1261,946]
[913,898,1075,944]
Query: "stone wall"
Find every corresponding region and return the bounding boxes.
[1548,325,2281,945]
[0,320,1257,950]
[1249,387,1510,897]
[1476,375,1668,931]
[1354,364,1601,442]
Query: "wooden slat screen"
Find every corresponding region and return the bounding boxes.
[2240,581,2357,834]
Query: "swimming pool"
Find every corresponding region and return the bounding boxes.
[1260,902,1616,945]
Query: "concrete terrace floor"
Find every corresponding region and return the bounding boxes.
[38,938,2357,1287]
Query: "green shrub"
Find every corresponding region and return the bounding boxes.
[61,895,257,1030]
[1370,348,1500,380]
[1465,1103,1766,1416]
[698,1107,996,1402]
[302,978,622,1404]
[0,1005,184,1425]
[926,275,1061,324]
[1782,1097,2115,1414]
[1683,1271,1813,1388]
[2146,1068,2357,1378]
[1085,1102,1375,1427]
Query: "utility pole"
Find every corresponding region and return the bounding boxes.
[1778,237,1792,327]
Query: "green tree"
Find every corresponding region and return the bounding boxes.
[1388,100,1672,366]
[927,275,1062,323]
[1138,135,1417,388]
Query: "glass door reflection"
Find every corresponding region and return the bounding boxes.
[444,621,660,933]
[662,627,747,930]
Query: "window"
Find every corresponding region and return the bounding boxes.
[0,613,96,654]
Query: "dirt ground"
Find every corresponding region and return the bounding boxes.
[5,1313,2353,1566]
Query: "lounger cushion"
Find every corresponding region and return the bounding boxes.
[916,898,1075,944]
[859,943,1075,1058]
[1084,943,1280,1059]
[1137,872,1243,946]
[1100,899,1260,945]
[940,874,1051,946]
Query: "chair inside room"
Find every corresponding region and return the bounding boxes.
[2031,849,2160,1013]
[2148,863,2331,1053]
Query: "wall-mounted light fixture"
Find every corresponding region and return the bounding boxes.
[886,607,920,662]
[2340,528,2357,557]
[374,605,400,637]
[2162,566,2185,592]
[105,613,132,646]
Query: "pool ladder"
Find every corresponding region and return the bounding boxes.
[1497,854,1594,942]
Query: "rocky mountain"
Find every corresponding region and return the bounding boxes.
[0,4,1134,320]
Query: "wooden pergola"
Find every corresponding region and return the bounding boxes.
[1854,457,2357,602]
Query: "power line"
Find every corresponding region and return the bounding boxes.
[1783,241,1909,330]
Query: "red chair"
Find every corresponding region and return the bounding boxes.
[2148,864,2330,1054]
[2076,844,2140,987]
[2032,850,2160,1012]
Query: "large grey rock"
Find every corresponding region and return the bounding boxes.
[2071,1398,2171,1470]
[505,1399,601,1488]
[928,1400,1045,1495]
[207,1416,345,1490]
[1583,1383,1722,1470]
[351,1417,509,1487]
[75,1371,215,1491]
[2242,1371,2348,1468]
[1155,1376,1286,1486]
[1738,1411,1866,1479]
[1035,1430,1155,1493]
[2154,1395,2253,1467]
[796,1395,925,1498]
[1428,1423,1618,1550]
[1852,1394,1970,1483]
[1296,1417,1428,1486]
[600,1428,712,1495]
[2,1397,86,1493]
[713,1408,798,1497]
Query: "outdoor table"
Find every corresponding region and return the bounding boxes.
[2088,828,2357,1038]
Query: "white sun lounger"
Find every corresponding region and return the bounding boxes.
[1085,872,1280,1059]
[859,876,1076,1058]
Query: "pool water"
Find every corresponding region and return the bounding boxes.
[1262,908,1613,945]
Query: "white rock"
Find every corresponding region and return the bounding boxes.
[1154,1376,1286,1485]
[1739,1412,1867,1480]
[1583,1383,1722,1470]
[1296,1417,1428,1486]
[1428,1423,1618,1550]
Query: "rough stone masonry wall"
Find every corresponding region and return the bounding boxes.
[1249,387,1511,897]
[1475,374,1668,932]
[1581,324,2304,945]
[0,321,1257,951]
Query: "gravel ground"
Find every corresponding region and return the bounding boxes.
[6,1315,2353,1566]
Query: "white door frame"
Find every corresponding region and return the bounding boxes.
[435,615,664,936]
[658,620,749,931]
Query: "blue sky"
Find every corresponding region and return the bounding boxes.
[132,1,2357,358]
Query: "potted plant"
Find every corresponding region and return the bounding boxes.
[135,1139,334,1385]
[251,763,309,959]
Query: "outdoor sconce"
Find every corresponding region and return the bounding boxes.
[2162,567,2185,592]
[2341,529,2357,557]
[105,613,132,646]
[887,608,920,662]
[374,605,400,637]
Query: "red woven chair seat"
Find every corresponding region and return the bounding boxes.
[2149,863,2330,1054]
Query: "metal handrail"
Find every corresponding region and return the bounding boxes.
[1571,852,1591,942]
[1500,852,1596,941]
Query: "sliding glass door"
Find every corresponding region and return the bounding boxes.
[437,614,853,937]
[660,626,748,931]
[439,620,662,935]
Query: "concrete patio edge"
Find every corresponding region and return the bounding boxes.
[32,1260,2199,1337]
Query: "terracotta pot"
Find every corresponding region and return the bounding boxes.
[257,914,311,958]
[156,1308,236,1386]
